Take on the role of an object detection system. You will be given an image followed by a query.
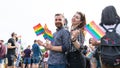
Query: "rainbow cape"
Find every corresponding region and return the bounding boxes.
[85,21,105,40]
[43,24,54,42]
[33,23,44,36]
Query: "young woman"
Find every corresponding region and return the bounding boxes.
[67,11,86,68]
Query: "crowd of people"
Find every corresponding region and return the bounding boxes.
[0,5,120,68]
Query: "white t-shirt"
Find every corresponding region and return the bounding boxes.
[43,50,49,62]
[101,24,120,35]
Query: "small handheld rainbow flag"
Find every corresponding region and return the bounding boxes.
[17,35,21,44]
[86,52,94,59]
[43,24,54,42]
[85,21,105,40]
[33,23,44,36]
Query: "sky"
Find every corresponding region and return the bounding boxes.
[0,0,120,48]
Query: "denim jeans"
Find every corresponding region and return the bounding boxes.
[0,58,5,64]
[23,57,31,64]
[48,64,66,68]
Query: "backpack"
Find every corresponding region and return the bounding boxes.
[44,51,48,58]
[100,23,120,66]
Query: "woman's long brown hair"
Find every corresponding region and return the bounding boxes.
[76,12,86,36]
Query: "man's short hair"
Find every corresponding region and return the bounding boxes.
[11,32,17,37]
[0,40,4,42]
[55,13,64,18]
[34,40,37,43]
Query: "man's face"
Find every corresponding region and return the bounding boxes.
[55,15,64,28]
[14,33,17,38]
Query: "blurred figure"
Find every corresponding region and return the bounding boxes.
[32,40,42,68]
[91,5,120,68]
[20,51,24,68]
[64,18,69,30]
[15,37,21,67]
[88,38,97,68]
[0,40,6,68]
[23,45,31,68]
[43,50,49,68]
[7,32,18,68]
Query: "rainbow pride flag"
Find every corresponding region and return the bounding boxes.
[86,52,93,59]
[33,23,44,36]
[17,35,21,44]
[43,24,54,42]
[85,21,105,40]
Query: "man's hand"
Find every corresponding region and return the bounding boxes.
[15,45,18,48]
[45,43,53,50]
[37,40,45,46]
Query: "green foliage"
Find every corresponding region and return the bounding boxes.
[20,45,24,50]
[40,48,46,53]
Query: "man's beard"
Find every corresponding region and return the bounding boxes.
[55,23,63,29]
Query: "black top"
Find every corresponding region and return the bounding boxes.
[7,38,16,54]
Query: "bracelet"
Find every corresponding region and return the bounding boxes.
[72,39,77,42]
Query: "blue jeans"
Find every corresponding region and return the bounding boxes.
[48,64,66,68]
[32,56,40,64]
[23,57,31,64]
[0,58,5,64]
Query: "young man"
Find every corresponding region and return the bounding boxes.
[23,45,32,68]
[38,13,71,68]
[32,40,42,68]
[7,32,18,68]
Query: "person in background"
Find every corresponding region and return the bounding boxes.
[64,18,69,30]
[15,37,21,67]
[91,5,120,68]
[32,40,42,68]
[67,11,86,68]
[7,32,18,68]
[20,51,24,68]
[23,45,31,68]
[88,38,97,68]
[43,50,49,68]
[0,40,6,68]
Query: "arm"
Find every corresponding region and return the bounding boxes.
[45,30,71,52]
[38,46,42,56]
[72,40,80,49]
[30,51,33,57]
[7,39,17,49]
[91,38,101,46]
[45,44,62,52]
[71,29,81,49]
[7,43,17,49]
[89,44,95,51]
[37,40,62,52]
